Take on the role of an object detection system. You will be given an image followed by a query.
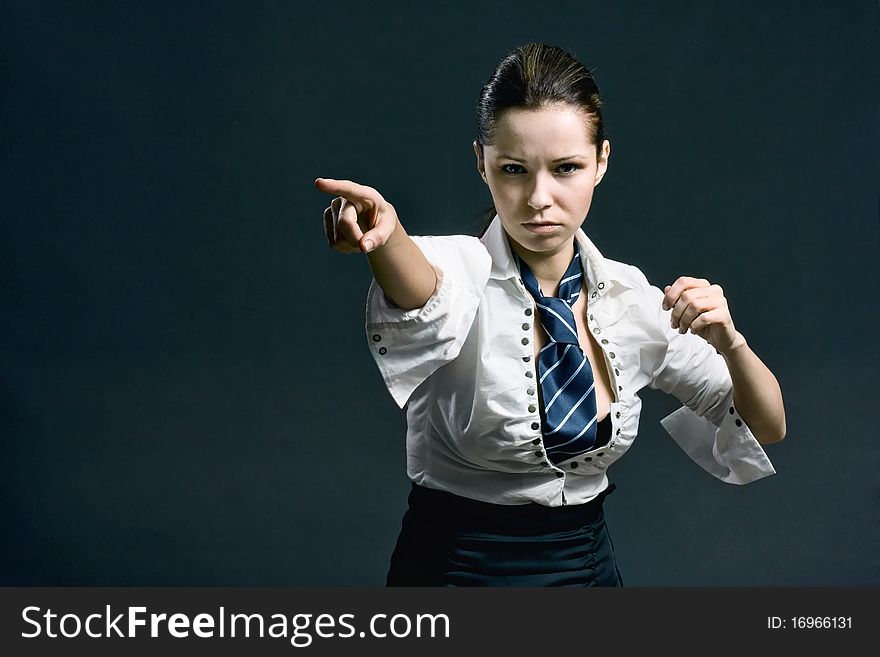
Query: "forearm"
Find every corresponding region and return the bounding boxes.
[720,332,787,444]
[366,218,438,311]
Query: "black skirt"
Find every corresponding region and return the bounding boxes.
[386,481,623,587]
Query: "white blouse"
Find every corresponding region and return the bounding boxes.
[364,214,776,507]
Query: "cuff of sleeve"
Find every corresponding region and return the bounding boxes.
[369,262,445,325]
[660,398,776,485]
[367,262,479,409]
[364,235,491,409]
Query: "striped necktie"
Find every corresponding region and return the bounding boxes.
[515,242,599,465]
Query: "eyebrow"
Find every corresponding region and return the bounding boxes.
[498,154,589,163]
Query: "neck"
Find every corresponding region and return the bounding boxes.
[507,235,576,298]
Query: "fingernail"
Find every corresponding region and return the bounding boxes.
[363,239,374,252]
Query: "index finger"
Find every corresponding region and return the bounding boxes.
[314,177,379,212]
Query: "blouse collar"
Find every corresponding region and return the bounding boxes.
[479,213,634,299]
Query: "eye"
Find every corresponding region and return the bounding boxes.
[499,162,583,175]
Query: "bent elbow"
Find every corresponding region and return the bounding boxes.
[759,423,786,445]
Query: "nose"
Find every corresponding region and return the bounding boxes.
[526,172,553,210]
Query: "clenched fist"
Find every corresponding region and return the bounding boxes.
[661,276,746,355]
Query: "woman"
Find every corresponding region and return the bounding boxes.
[315,42,786,586]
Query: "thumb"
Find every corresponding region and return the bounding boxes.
[359,205,396,253]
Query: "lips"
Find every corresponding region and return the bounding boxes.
[522,222,562,233]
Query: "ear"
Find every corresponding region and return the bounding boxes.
[594,140,611,186]
[473,140,488,184]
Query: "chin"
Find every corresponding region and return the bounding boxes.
[511,229,575,252]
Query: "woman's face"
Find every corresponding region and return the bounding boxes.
[473,103,610,257]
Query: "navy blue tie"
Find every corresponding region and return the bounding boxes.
[515,243,599,465]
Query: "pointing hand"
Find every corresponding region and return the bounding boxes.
[315,177,400,254]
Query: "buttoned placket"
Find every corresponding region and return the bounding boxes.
[578,279,625,471]
[513,276,568,502]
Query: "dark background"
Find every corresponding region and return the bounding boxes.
[2,0,877,586]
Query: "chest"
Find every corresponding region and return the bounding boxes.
[529,289,615,418]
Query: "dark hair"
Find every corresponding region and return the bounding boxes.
[473,42,607,237]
